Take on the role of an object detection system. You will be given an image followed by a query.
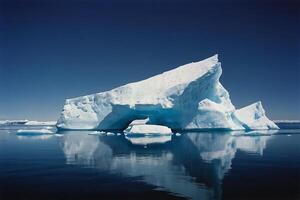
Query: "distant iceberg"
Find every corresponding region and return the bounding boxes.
[24,121,57,126]
[0,120,29,126]
[0,120,56,126]
[273,120,300,123]
[57,55,278,131]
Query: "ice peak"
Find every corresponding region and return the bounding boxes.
[192,54,218,66]
[243,101,264,114]
[208,54,218,62]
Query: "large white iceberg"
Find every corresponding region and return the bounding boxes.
[57,54,278,131]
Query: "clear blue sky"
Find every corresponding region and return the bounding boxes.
[0,0,299,120]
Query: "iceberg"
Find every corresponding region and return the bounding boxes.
[233,102,278,130]
[57,54,278,131]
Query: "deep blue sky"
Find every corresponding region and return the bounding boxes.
[0,0,299,120]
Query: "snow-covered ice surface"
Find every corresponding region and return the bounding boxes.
[233,102,278,130]
[124,124,172,135]
[57,54,278,131]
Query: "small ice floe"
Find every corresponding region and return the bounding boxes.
[124,123,173,145]
[54,134,64,137]
[17,129,54,135]
[88,131,106,136]
[117,133,122,136]
[287,134,291,137]
[106,132,115,136]
[124,124,173,136]
[175,133,181,136]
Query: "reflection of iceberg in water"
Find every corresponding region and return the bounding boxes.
[125,135,172,145]
[235,136,269,155]
[17,135,54,140]
[186,132,271,179]
[62,132,112,166]
[60,131,272,200]
[187,133,236,180]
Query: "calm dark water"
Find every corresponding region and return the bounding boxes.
[0,123,299,200]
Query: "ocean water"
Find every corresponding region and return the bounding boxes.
[0,123,299,200]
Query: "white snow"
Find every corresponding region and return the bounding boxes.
[16,129,54,135]
[124,124,172,135]
[57,54,278,131]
